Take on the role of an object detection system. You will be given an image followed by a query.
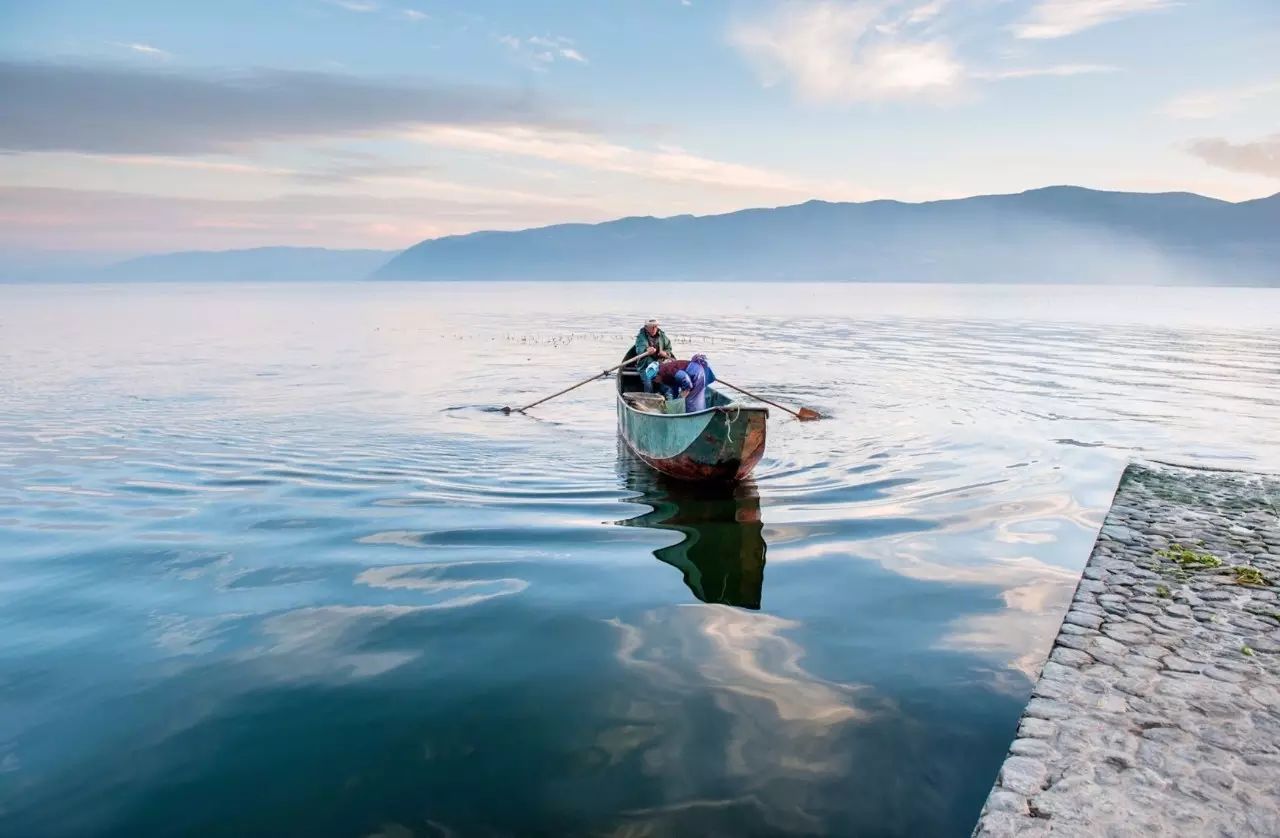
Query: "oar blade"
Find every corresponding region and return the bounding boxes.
[797,407,822,421]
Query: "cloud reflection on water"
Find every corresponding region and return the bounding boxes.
[601,605,867,835]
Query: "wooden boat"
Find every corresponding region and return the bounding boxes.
[616,351,767,482]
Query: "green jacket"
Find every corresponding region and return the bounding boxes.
[633,327,673,364]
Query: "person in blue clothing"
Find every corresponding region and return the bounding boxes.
[641,361,671,398]
[644,354,716,412]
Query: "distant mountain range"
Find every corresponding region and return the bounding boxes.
[100,246,396,283]
[375,187,1280,285]
[6,187,1278,285]
[0,246,395,283]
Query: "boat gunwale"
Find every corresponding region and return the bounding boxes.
[614,375,767,422]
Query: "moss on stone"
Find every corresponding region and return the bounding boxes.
[1156,543,1221,571]
[1231,566,1271,587]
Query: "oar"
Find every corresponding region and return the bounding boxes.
[715,379,822,421]
[503,354,650,414]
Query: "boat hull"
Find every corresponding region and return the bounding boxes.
[617,394,767,482]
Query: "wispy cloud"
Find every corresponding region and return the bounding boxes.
[0,184,602,251]
[905,0,949,25]
[1188,134,1280,179]
[1161,80,1280,120]
[499,34,588,67]
[0,61,568,155]
[113,42,172,60]
[729,1,963,104]
[405,124,868,198]
[401,8,427,21]
[327,0,378,12]
[973,63,1119,81]
[1012,0,1172,40]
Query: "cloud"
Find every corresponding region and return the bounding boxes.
[328,0,378,11]
[905,0,949,25]
[0,185,604,250]
[1012,0,1172,39]
[500,34,589,67]
[1161,80,1280,120]
[0,61,566,155]
[1188,134,1280,179]
[729,1,963,104]
[973,63,1118,80]
[113,42,172,59]
[401,8,427,21]
[405,124,869,196]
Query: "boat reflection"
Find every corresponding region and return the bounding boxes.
[618,450,768,610]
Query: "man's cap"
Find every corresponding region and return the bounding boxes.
[645,319,660,327]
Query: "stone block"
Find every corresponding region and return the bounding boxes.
[1009,737,1050,757]
[1026,697,1072,720]
[1050,647,1093,667]
[1000,756,1049,796]
[1065,611,1103,631]
[985,789,1029,815]
[1018,717,1056,739]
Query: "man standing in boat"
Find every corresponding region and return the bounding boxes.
[633,319,673,365]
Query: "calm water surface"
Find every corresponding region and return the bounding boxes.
[1,282,1278,837]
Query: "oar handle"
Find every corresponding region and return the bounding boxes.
[721,381,798,419]
[510,353,650,414]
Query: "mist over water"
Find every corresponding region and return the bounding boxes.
[1,282,1277,836]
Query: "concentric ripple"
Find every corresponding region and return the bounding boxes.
[0,281,1277,837]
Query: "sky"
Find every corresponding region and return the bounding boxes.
[2,0,1278,256]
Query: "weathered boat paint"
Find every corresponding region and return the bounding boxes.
[616,368,768,483]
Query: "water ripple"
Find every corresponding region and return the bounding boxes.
[1,282,1277,837]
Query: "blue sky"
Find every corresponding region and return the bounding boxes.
[2,0,1278,254]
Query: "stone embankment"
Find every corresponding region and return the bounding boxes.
[973,462,1280,837]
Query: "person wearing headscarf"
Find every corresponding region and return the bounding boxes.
[648,354,716,412]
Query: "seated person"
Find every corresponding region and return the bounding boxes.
[632,318,673,364]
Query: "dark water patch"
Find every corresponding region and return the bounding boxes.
[249,516,351,532]
[115,480,201,496]
[445,404,512,414]
[1054,438,1106,448]
[201,476,282,488]
[357,525,662,549]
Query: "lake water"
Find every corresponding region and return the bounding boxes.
[2,282,1278,837]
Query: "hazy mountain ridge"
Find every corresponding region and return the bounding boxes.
[0,246,397,283]
[102,246,397,283]
[5,187,1277,285]
[375,186,1280,285]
